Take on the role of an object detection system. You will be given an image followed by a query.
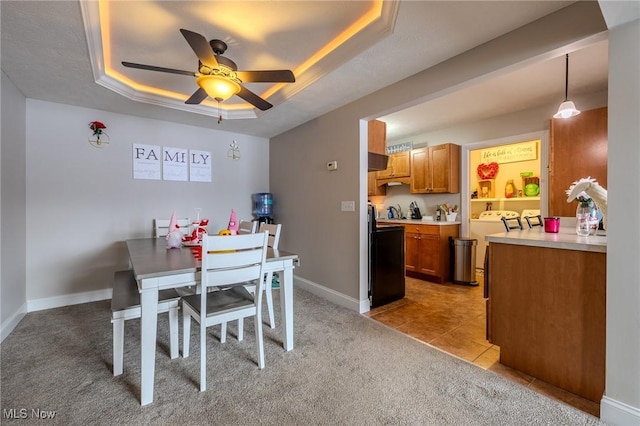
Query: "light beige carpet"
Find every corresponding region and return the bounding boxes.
[1,288,605,425]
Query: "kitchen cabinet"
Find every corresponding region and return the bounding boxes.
[488,239,605,402]
[387,222,459,283]
[368,120,386,155]
[368,171,386,196]
[549,107,607,217]
[410,143,460,194]
[376,151,410,179]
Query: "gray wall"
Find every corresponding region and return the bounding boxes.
[19,100,269,311]
[1,72,27,339]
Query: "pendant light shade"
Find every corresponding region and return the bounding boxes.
[553,54,580,119]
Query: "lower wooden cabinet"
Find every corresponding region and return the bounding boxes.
[388,222,459,283]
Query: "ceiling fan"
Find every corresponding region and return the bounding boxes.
[122,29,295,112]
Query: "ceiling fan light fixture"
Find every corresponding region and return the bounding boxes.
[196,75,241,102]
[553,53,580,119]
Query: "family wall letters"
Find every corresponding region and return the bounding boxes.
[132,144,212,182]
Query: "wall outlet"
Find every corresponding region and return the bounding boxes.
[327,161,338,171]
[341,201,355,212]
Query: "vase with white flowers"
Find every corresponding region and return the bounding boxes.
[566,177,605,236]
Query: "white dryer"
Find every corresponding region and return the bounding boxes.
[469,210,519,270]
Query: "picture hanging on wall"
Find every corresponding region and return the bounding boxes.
[480,140,538,164]
[162,147,188,181]
[132,144,212,182]
[189,149,212,182]
[133,144,161,180]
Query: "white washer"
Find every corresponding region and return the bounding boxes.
[469,210,519,270]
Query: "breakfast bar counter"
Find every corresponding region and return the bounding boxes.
[486,227,606,403]
[485,226,606,253]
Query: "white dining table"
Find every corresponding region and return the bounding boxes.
[125,237,300,406]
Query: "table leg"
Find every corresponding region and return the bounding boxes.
[140,285,159,405]
[280,263,294,351]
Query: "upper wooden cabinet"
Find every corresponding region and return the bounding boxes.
[410,143,460,194]
[368,172,386,196]
[376,151,410,179]
[368,120,386,155]
[549,107,607,217]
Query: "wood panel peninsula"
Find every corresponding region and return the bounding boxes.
[486,228,606,403]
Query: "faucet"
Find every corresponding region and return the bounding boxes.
[396,204,403,219]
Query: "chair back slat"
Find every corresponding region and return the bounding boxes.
[524,215,543,228]
[258,223,282,249]
[238,220,257,234]
[500,216,523,232]
[200,232,269,290]
[154,218,191,237]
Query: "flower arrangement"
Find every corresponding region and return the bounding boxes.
[565,177,596,207]
[439,204,458,214]
[88,120,108,147]
[89,121,106,136]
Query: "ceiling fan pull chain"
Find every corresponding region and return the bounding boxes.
[217,100,222,124]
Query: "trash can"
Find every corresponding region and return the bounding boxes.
[452,238,478,286]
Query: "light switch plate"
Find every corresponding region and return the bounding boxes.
[341,201,355,212]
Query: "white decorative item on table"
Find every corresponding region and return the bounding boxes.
[166,211,183,248]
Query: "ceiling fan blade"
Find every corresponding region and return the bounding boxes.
[179,29,219,69]
[122,61,195,77]
[185,88,208,105]
[236,70,295,83]
[236,86,273,111]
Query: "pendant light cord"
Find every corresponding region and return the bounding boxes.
[564,54,569,101]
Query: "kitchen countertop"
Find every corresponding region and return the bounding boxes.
[485,227,606,253]
[377,218,461,226]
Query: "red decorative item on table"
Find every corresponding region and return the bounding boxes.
[477,162,499,180]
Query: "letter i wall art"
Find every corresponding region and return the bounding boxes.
[132,144,211,182]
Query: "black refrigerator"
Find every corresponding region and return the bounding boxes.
[368,205,406,307]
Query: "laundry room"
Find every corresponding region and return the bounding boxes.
[469,139,542,271]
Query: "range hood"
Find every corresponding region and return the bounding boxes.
[368,152,389,172]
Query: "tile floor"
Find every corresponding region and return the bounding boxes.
[364,273,600,418]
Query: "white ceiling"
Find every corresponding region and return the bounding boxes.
[1,1,608,140]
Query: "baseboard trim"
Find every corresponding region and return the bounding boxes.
[1,302,28,343]
[294,276,362,312]
[27,289,112,313]
[601,395,640,425]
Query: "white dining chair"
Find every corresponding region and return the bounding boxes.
[252,223,281,328]
[154,217,191,238]
[225,222,282,338]
[238,219,257,234]
[181,231,269,392]
[111,270,181,376]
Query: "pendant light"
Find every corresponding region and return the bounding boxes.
[553,54,580,119]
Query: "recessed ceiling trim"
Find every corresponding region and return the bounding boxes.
[81,0,399,120]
